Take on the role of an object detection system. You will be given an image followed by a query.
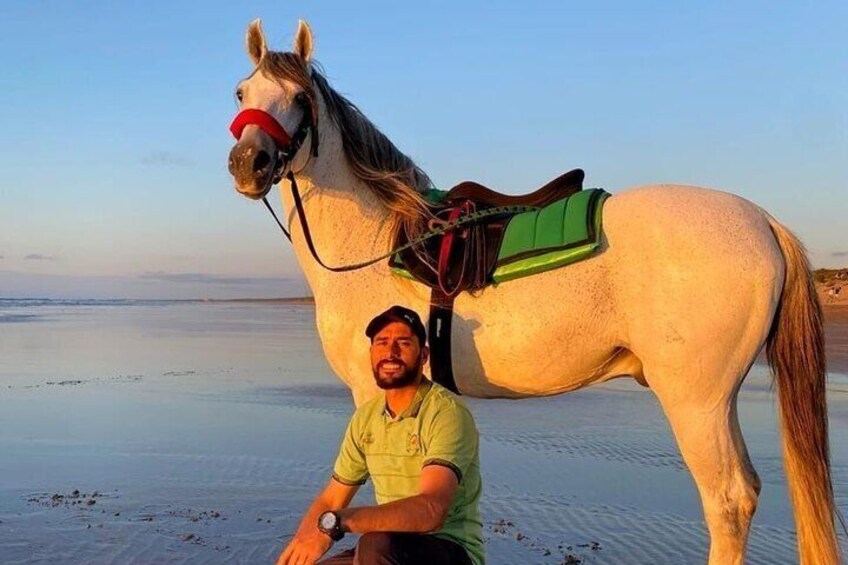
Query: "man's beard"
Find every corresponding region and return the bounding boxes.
[373,358,422,390]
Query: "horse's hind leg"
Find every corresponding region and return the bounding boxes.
[653,382,761,565]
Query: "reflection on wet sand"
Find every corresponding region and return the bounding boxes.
[0,301,845,563]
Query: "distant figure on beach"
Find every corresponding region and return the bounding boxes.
[277,305,483,565]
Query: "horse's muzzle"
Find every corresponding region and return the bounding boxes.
[228,143,278,199]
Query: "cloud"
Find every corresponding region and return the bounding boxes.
[139,271,280,286]
[832,251,848,258]
[140,151,193,167]
[24,254,56,261]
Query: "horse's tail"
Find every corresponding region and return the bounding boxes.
[765,215,841,564]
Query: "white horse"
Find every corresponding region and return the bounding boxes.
[226,20,841,565]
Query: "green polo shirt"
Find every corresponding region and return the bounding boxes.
[333,379,484,565]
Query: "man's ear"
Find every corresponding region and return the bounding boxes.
[246,19,267,66]
[421,345,430,366]
[293,19,314,63]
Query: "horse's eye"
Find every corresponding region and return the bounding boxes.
[236,89,244,102]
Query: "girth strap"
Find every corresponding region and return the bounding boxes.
[428,288,459,394]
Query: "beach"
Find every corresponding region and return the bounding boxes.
[825,305,848,374]
[1,300,846,564]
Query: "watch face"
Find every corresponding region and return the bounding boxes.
[320,512,337,530]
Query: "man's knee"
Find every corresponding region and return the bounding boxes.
[355,532,398,564]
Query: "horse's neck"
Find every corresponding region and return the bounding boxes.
[280,126,395,299]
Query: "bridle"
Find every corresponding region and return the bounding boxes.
[229,90,533,274]
[230,91,318,237]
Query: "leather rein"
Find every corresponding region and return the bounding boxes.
[230,99,534,274]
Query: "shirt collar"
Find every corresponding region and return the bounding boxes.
[383,378,433,420]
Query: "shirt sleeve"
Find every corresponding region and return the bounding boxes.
[422,402,478,483]
[332,417,369,486]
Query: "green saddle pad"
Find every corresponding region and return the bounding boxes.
[493,188,609,283]
[390,188,609,288]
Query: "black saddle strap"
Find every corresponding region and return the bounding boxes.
[428,289,459,394]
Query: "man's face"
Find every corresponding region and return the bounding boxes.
[370,321,429,390]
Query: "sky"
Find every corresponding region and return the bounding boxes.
[1,1,846,299]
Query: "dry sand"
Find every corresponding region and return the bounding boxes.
[824,305,848,374]
[753,304,848,377]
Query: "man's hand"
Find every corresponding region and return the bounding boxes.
[276,478,360,565]
[276,530,332,565]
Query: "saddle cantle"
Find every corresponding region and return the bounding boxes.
[444,168,585,209]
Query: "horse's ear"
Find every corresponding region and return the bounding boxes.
[246,19,267,66]
[294,20,314,64]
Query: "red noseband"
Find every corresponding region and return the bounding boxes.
[229,109,292,147]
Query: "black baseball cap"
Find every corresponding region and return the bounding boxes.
[365,305,427,345]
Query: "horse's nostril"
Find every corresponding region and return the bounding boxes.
[253,150,271,172]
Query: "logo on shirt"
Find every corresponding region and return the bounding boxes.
[406,432,420,454]
[361,431,374,445]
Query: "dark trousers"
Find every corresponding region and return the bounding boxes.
[317,532,473,565]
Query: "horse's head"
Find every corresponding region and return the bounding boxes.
[228,20,317,200]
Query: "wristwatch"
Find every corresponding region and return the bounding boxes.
[317,510,345,541]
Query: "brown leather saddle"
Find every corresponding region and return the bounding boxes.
[390,168,584,295]
[389,168,585,395]
[444,168,585,209]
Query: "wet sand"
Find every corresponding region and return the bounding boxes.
[0,301,846,564]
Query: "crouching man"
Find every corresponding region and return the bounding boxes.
[277,305,484,565]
